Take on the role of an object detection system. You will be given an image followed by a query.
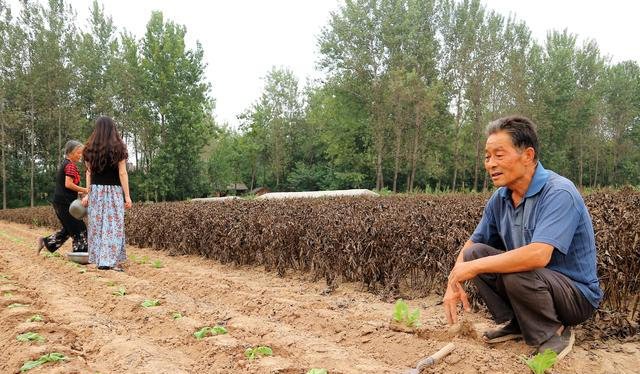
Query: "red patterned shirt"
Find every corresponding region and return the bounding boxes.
[64,162,80,185]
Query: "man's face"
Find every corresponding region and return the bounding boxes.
[484,131,529,188]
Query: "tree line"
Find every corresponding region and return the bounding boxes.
[1,0,639,208]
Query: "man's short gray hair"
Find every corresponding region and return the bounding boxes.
[486,116,539,161]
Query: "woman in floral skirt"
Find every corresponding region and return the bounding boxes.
[81,116,132,271]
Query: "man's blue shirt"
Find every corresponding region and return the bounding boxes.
[470,163,602,308]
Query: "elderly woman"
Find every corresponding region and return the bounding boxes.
[37,140,89,254]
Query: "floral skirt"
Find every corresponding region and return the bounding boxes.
[88,185,126,267]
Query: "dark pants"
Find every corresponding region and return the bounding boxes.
[43,202,88,253]
[464,243,594,346]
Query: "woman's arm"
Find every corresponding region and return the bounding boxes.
[81,163,91,207]
[118,160,132,209]
[65,176,88,194]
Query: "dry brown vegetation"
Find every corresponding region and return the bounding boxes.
[2,190,638,340]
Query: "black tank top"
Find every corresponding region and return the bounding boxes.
[91,162,121,186]
[53,159,78,205]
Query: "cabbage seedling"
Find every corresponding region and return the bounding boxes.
[522,349,557,374]
[20,352,67,372]
[194,325,227,339]
[17,332,45,343]
[245,346,273,361]
[141,299,160,308]
[112,287,126,296]
[307,369,328,374]
[27,315,43,322]
[392,299,421,328]
[4,291,12,297]
[8,303,29,308]
[151,260,163,268]
[172,312,183,320]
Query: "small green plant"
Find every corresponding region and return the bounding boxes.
[17,332,45,343]
[43,251,61,258]
[4,291,13,297]
[106,281,116,287]
[8,303,29,308]
[172,312,183,320]
[194,326,227,340]
[78,268,86,274]
[244,346,273,361]
[522,349,557,374]
[141,299,160,308]
[27,315,43,322]
[134,255,149,265]
[0,274,9,280]
[112,287,126,296]
[392,299,421,328]
[20,352,67,372]
[151,260,163,269]
[307,369,328,374]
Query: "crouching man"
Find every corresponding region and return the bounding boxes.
[444,116,601,360]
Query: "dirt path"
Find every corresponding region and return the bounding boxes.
[0,221,637,373]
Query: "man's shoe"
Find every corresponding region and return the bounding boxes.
[537,326,575,360]
[35,238,45,254]
[483,319,523,343]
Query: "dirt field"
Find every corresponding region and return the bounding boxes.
[0,221,638,374]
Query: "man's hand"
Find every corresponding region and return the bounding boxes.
[443,281,470,324]
[448,260,478,286]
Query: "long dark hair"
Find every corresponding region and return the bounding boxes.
[83,116,128,173]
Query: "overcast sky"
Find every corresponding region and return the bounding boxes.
[16,0,640,128]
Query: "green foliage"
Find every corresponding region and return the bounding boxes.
[20,352,67,372]
[392,299,421,328]
[151,259,163,269]
[193,325,227,339]
[244,346,273,361]
[26,315,43,322]
[522,349,557,374]
[3,291,12,297]
[140,299,160,308]
[106,281,116,287]
[112,287,126,296]
[43,251,62,258]
[17,332,45,343]
[171,311,182,320]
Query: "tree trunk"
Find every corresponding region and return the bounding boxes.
[392,124,401,193]
[409,110,422,193]
[1,114,5,209]
[30,94,35,207]
[451,91,463,191]
[592,146,599,188]
[578,133,583,188]
[58,108,62,162]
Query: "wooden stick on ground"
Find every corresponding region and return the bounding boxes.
[405,342,456,374]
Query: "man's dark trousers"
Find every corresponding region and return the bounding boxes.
[464,243,594,346]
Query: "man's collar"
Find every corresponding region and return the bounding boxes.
[499,162,549,199]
